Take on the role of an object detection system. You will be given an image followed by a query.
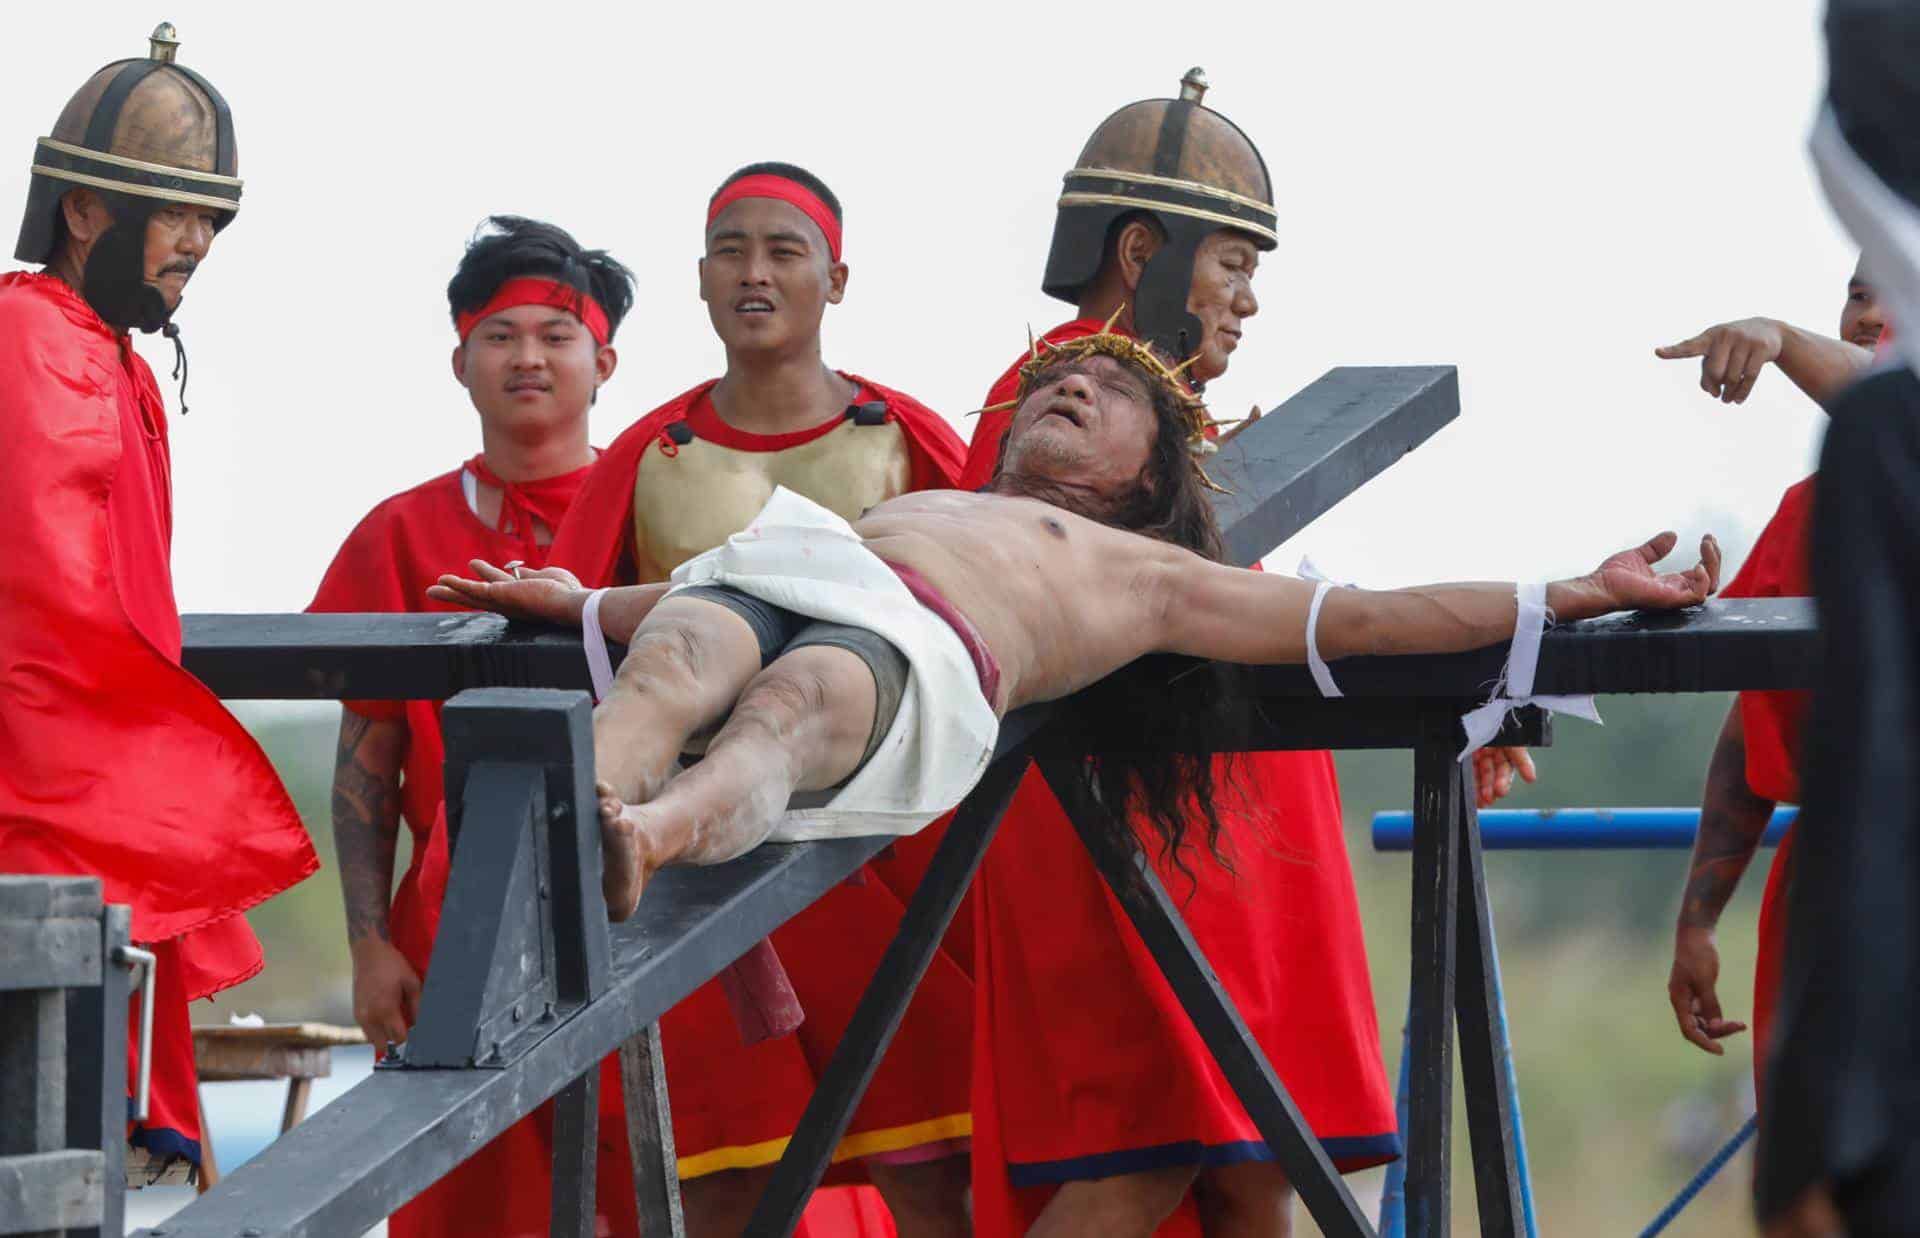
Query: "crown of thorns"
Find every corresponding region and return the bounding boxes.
[976,307,1230,491]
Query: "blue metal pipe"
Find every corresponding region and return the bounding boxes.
[1372,807,1796,853]
[1484,891,1540,1238]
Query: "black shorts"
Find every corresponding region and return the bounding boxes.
[673,584,907,773]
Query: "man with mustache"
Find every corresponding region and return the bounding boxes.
[1662,265,1887,1096]
[0,25,316,1181]
[547,162,971,1236]
[308,215,634,1236]
[958,72,1418,1237]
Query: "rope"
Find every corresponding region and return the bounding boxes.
[1637,1114,1758,1238]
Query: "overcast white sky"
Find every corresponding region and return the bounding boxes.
[5,1,1851,612]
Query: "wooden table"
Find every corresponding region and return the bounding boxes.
[191,1022,365,1190]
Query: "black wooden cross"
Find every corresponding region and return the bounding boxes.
[140,365,1814,1237]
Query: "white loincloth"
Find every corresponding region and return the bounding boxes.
[667,486,1001,844]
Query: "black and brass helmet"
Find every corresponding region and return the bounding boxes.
[15,23,240,332]
[1042,69,1275,370]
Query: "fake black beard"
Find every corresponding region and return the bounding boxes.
[81,217,174,334]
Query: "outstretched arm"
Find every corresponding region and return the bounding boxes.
[1655,318,1871,410]
[1160,531,1721,667]
[427,560,671,643]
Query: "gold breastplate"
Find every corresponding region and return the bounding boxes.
[631,417,912,582]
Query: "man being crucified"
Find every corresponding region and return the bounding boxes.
[434,330,1721,941]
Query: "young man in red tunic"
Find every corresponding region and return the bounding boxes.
[0,26,316,1179]
[308,216,634,1235]
[959,72,1413,1238]
[1663,265,1886,1094]
[547,162,970,1235]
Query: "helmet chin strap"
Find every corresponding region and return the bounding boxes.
[80,195,193,412]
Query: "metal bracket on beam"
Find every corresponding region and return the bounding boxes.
[400,689,609,1070]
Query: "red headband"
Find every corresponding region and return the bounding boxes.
[456,277,611,346]
[706,174,843,261]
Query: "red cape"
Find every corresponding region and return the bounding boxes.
[1724,477,1814,805]
[0,272,316,1164]
[964,322,1397,1237]
[550,374,965,587]
[1722,477,1814,1100]
[0,271,314,963]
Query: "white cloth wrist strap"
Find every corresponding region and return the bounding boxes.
[1305,580,1343,699]
[1297,556,1348,699]
[1458,582,1601,759]
[581,588,615,703]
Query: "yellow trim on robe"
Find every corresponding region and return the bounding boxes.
[676,1111,974,1181]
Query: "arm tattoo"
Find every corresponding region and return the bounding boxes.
[1678,707,1777,929]
[332,710,405,944]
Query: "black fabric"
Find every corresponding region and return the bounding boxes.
[79,191,171,334]
[668,585,907,772]
[1826,0,1920,209]
[1757,367,1920,1226]
[673,585,801,666]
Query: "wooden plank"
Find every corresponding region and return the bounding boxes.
[1029,698,1552,755]
[0,1149,105,1232]
[194,1043,334,1083]
[1212,365,1459,566]
[191,1023,364,1049]
[0,919,102,991]
[619,1023,685,1238]
[548,1068,600,1238]
[0,991,64,1157]
[1451,777,1524,1237]
[1244,598,1815,699]
[181,612,601,701]
[0,876,101,920]
[65,904,127,1238]
[1404,710,1462,1238]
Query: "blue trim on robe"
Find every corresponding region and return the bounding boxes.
[1006,1132,1403,1187]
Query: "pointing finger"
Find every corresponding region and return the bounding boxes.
[1655,333,1711,360]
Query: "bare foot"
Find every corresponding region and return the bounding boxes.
[596,780,649,921]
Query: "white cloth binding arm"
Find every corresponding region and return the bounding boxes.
[1297,556,1346,698]
[580,588,616,702]
[1458,581,1601,759]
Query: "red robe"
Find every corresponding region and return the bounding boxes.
[966,319,1399,1237]
[1726,477,1814,1098]
[0,272,317,1166]
[545,377,970,1215]
[308,460,668,1236]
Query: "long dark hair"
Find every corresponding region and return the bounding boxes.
[991,354,1251,890]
